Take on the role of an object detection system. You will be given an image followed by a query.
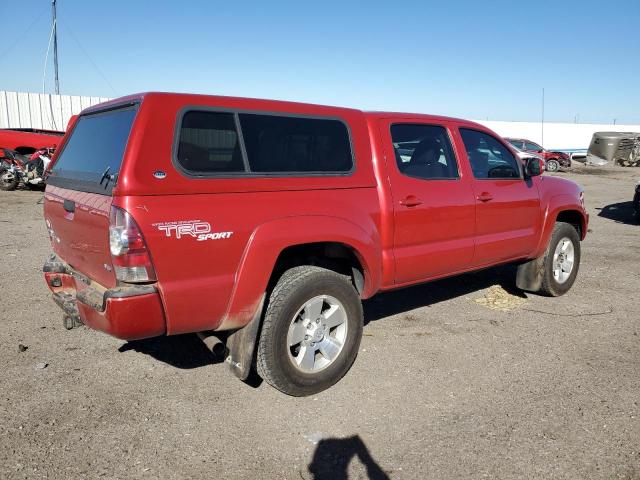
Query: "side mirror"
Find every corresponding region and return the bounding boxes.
[524,157,545,177]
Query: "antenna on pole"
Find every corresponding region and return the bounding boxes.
[541,87,545,147]
[52,0,60,94]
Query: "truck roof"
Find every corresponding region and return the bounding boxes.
[363,111,481,128]
[80,92,484,129]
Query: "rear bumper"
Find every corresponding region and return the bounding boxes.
[43,255,166,340]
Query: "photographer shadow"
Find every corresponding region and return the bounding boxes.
[308,435,390,480]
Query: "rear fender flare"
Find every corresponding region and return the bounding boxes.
[218,215,381,331]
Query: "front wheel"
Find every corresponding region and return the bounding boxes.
[540,222,581,296]
[545,159,560,172]
[256,266,363,396]
[0,167,19,191]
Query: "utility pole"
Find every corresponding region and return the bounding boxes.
[52,0,60,94]
[541,88,545,147]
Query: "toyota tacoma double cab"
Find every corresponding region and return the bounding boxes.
[42,93,588,396]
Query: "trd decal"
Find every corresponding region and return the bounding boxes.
[152,220,233,241]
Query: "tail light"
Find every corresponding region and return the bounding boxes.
[109,206,156,283]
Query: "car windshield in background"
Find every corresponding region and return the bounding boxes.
[48,106,137,194]
[525,142,542,151]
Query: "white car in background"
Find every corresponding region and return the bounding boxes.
[508,143,545,164]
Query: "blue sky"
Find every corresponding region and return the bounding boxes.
[1,0,639,124]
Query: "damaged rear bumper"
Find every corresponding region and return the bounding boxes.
[43,254,166,340]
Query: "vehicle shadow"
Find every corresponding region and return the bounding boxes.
[596,201,637,225]
[363,264,522,323]
[118,264,522,374]
[307,435,390,480]
[118,333,221,369]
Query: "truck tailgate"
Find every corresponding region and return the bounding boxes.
[44,186,116,288]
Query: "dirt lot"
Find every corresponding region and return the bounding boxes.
[0,165,638,480]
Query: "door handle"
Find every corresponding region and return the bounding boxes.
[476,192,493,202]
[400,195,423,207]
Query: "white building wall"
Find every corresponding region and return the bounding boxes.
[1,91,638,150]
[475,120,640,151]
[0,91,110,131]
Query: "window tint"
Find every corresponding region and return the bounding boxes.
[524,141,542,152]
[239,114,352,173]
[460,129,521,179]
[390,124,458,179]
[177,111,244,173]
[48,106,137,194]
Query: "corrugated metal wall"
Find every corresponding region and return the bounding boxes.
[0,91,111,132]
[2,90,639,151]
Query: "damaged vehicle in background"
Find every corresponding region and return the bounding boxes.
[0,128,63,155]
[587,132,640,167]
[0,147,55,191]
[507,142,544,165]
[505,137,571,172]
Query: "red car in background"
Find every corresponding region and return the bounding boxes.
[505,137,571,172]
[0,128,64,155]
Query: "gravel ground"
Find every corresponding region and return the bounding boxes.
[0,165,639,480]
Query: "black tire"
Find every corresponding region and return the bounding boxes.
[0,167,19,191]
[25,182,45,191]
[539,222,581,296]
[546,159,560,172]
[256,266,363,396]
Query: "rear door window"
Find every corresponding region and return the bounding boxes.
[47,106,137,194]
[390,124,459,179]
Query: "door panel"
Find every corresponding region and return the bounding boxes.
[472,179,541,264]
[457,128,542,265]
[381,120,476,284]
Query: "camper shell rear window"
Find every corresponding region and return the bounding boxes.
[174,109,354,177]
[47,105,138,194]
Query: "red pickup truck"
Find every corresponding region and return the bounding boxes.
[0,128,63,154]
[42,93,588,396]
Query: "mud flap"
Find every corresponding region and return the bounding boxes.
[225,294,265,381]
[516,255,545,292]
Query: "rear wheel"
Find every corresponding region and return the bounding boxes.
[540,222,581,296]
[256,266,363,396]
[546,159,560,172]
[0,167,19,191]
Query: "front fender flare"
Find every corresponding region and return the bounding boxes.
[532,194,587,259]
